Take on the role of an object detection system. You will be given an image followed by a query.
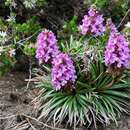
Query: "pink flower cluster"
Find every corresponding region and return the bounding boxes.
[36,29,59,63]
[51,53,77,90]
[80,6,105,36]
[105,33,130,69]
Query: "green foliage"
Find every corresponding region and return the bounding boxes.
[0,45,16,76]
[84,0,109,8]
[0,15,41,43]
[23,43,36,56]
[14,17,41,41]
[0,54,15,75]
[0,13,41,74]
[123,22,130,40]
[58,16,79,42]
[60,35,84,61]
[5,0,12,6]
[63,16,78,34]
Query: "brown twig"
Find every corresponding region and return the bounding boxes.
[26,57,32,90]
[6,120,27,130]
[26,118,37,130]
[22,114,68,130]
[0,115,16,120]
[117,9,130,29]
[14,122,30,130]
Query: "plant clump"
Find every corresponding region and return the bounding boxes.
[33,6,130,130]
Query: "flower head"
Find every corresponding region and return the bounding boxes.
[51,53,77,90]
[105,33,130,69]
[36,29,59,63]
[80,6,105,36]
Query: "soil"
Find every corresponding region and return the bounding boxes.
[0,71,35,130]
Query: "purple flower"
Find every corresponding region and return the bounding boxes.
[80,6,105,36]
[106,18,118,33]
[36,29,59,63]
[105,33,130,69]
[51,53,77,90]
